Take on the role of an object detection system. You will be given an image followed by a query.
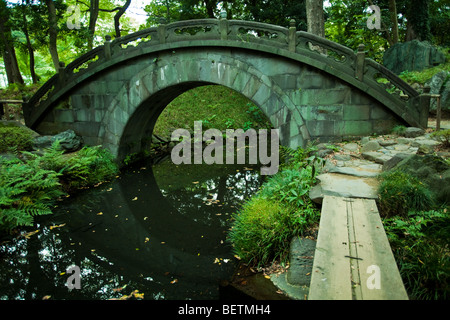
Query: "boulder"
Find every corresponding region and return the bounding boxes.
[383,40,446,75]
[361,141,381,152]
[404,127,425,138]
[32,129,82,152]
[382,153,411,171]
[425,71,450,112]
[342,143,359,152]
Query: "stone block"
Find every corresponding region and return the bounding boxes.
[339,120,373,136]
[242,76,261,98]
[252,84,271,106]
[302,105,343,121]
[343,105,370,121]
[307,120,336,137]
[54,110,74,123]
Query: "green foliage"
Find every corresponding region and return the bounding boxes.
[384,209,450,300]
[0,126,33,153]
[24,141,119,192]
[391,125,407,136]
[430,129,450,148]
[228,146,320,267]
[399,57,450,85]
[153,85,272,138]
[377,170,434,218]
[325,0,390,63]
[0,157,63,232]
[1,141,118,232]
[228,197,297,266]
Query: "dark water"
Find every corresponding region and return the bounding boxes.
[0,157,264,300]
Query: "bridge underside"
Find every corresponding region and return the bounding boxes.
[33,47,408,162]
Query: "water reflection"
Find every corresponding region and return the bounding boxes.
[0,159,264,300]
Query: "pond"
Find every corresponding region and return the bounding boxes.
[0,156,265,300]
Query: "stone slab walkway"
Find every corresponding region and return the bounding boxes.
[270,127,448,299]
[308,196,408,300]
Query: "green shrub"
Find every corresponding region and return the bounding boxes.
[228,196,301,266]
[392,125,407,136]
[228,150,320,267]
[0,157,64,232]
[431,129,450,148]
[378,170,434,218]
[0,126,33,153]
[24,142,119,192]
[384,209,450,299]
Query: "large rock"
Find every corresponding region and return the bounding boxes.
[383,40,446,75]
[404,127,425,138]
[32,129,82,152]
[425,71,450,112]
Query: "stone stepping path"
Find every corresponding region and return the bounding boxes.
[310,128,445,203]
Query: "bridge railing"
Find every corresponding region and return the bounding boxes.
[24,17,422,128]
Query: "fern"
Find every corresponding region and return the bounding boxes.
[0,157,63,232]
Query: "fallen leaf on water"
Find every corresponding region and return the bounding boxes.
[49,223,66,230]
[113,285,127,292]
[21,229,40,239]
[97,212,103,215]
[132,197,138,201]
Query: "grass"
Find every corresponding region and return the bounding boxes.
[153,85,272,138]
[378,167,449,299]
[377,170,434,218]
[383,209,449,300]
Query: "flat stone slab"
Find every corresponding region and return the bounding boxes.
[310,173,379,203]
[328,163,381,177]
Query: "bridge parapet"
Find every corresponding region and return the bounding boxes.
[24,17,428,130]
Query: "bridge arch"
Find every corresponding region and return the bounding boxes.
[101,47,309,159]
[23,19,430,162]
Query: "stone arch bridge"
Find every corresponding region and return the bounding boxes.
[23,18,430,162]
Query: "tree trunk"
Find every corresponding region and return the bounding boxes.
[0,1,24,85]
[88,0,100,50]
[21,8,39,83]
[45,0,60,71]
[389,0,399,44]
[306,0,325,38]
[406,0,431,42]
[114,0,132,38]
[204,0,216,18]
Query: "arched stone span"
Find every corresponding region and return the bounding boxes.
[101,48,310,159]
[24,19,430,161]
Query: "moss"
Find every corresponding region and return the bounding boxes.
[0,126,33,153]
